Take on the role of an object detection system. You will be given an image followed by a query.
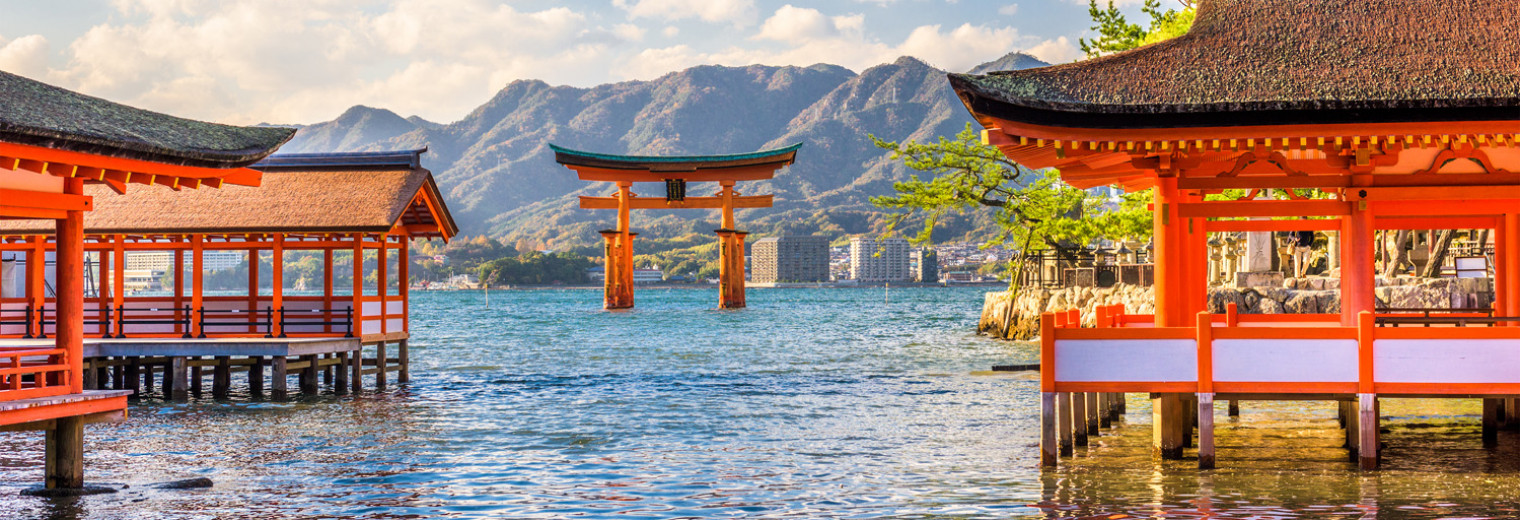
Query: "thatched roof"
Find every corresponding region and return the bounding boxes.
[0,70,293,167]
[0,151,455,239]
[949,0,1520,128]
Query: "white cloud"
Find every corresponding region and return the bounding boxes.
[0,34,51,79]
[662,26,680,37]
[998,4,1019,15]
[896,24,1023,72]
[620,7,1029,80]
[1024,36,1080,64]
[755,5,863,42]
[612,0,757,26]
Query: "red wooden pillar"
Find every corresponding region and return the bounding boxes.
[272,233,284,337]
[351,234,363,336]
[376,238,387,334]
[1341,198,1375,326]
[1505,214,1520,320]
[111,235,124,315]
[1152,176,1183,327]
[56,178,85,393]
[323,248,334,334]
[1496,219,1506,320]
[1185,191,1209,316]
[173,242,185,335]
[26,236,43,333]
[399,239,410,333]
[190,235,204,337]
[599,230,622,309]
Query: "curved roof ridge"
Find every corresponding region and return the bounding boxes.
[950,0,1520,128]
[550,143,803,164]
[0,70,293,167]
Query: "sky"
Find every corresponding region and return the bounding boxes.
[0,0,1155,126]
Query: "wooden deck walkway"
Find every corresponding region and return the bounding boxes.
[0,336,409,400]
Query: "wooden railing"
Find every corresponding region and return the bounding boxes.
[1045,305,1520,396]
[0,294,378,339]
[0,347,72,401]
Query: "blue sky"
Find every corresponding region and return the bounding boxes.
[0,0,1156,125]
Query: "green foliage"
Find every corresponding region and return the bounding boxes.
[869,124,1151,252]
[1079,0,1196,60]
[477,251,595,286]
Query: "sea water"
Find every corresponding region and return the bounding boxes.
[2,287,1519,518]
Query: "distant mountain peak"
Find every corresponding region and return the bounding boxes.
[966,52,1049,75]
[891,56,932,68]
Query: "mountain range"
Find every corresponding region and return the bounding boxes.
[274,52,1049,248]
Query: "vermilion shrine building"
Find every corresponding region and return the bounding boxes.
[0,69,292,489]
[950,0,1519,469]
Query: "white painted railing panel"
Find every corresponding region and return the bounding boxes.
[1375,339,1520,383]
[385,300,403,315]
[362,319,382,335]
[362,301,381,316]
[1213,339,1358,382]
[1054,339,1197,382]
[385,318,404,332]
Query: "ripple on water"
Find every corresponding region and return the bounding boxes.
[2,288,1520,518]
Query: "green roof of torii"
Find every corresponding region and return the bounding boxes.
[550,143,802,171]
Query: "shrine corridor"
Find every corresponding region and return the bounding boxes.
[2,288,1518,519]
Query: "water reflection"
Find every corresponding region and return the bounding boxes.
[1,289,1519,518]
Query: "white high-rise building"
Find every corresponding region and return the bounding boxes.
[123,250,248,272]
[849,237,910,282]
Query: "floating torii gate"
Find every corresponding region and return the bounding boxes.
[551,144,801,309]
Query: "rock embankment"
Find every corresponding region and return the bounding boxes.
[979,277,1493,341]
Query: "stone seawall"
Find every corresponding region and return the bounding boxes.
[979,277,1494,341]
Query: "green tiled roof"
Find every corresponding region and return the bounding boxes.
[551,143,802,170]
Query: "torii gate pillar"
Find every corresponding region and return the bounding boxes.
[715,229,748,309]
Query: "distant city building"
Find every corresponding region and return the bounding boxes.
[633,268,664,284]
[943,271,977,283]
[911,248,938,283]
[849,237,910,282]
[121,270,164,292]
[589,267,666,284]
[751,235,830,283]
[124,250,246,272]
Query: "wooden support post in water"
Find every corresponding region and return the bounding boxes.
[1072,392,1089,447]
[1358,393,1379,470]
[323,354,334,387]
[1344,400,1360,459]
[1058,392,1074,456]
[44,416,84,490]
[301,354,319,395]
[271,357,288,398]
[1040,392,1057,467]
[1153,393,1186,459]
[1506,399,1520,431]
[1115,392,1126,415]
[190,359,203,396]
[1098,393,1113,428]
[171,357,189,401]
[1228,400,1240,417]
[82,360,97,390]
[335,352,350,395]
[398,339,410,383]
[112,360,124,390]
[375,342,387,390]
[350,348,363,393]
[142,363,154,395]
[213,356,231,399]
[125,357,140,394]
[1086,393,1101,436]
[1483,398,1501,448]
[249,358,265,395]
[1182,394,1196,449]
[1197,393,1215,469]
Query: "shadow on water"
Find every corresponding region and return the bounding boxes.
[2,288,1520,518]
